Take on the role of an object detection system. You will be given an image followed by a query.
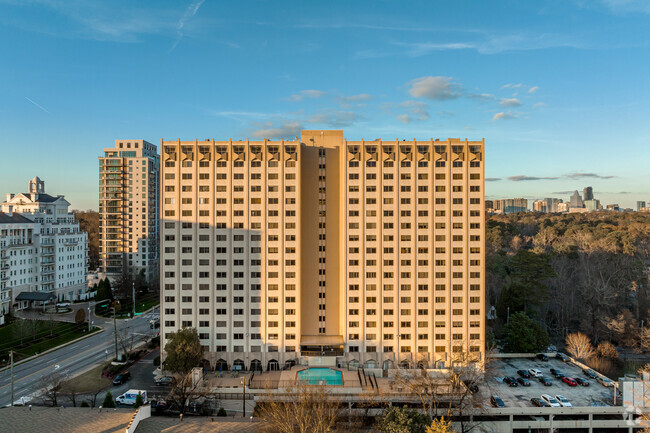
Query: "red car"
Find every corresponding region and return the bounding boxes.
[562,377,578,386]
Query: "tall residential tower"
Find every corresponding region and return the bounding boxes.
[98,140,160,282]
[160,131,485,370]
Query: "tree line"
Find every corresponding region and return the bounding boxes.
[486,211,650,353]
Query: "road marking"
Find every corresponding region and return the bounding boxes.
[0,341,113,391]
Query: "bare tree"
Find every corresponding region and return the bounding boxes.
[566,332,595,360]
[117,328,137,359]
[596,341,619,359]
[256,382,339,433]
[167,370,210,415]
[389,347,490,433]
[39,371,64,407]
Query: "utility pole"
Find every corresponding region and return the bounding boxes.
[10,350,14,406]
[113,305,118,361]
[88,301,92,332]
[242,376,246,417]
[132,281,135,317]
[507,307,510,324]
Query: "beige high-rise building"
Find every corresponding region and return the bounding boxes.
[98,140,160,282]
[160,131,485,371]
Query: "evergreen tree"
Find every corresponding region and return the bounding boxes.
[102,391,115,408]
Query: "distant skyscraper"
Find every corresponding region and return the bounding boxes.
[98,140,160,282]
[583,186,593,201]
[638,201,647,212]
[533,200,546,212]
[569,191,584,209]
[584,199,601,212]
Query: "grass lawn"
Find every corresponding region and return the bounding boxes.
[61,362,113,393]
[0,319,99,365]
[95,293,159,319]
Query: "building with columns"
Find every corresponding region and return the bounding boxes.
[0,177,88,322]
[160,131,485,371]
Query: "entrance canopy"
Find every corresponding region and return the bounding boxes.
[15,291,55,302]
[300,335,344,346]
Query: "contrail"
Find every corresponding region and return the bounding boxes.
[168,0,205,53]
[25,97,50,114]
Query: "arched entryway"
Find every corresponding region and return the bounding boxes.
[267,359,279,371]
[233,359,245,371]
[382,359,395,370]
[365,359,378,369]
[348,359,360,369]
[250,359,262,372]
[284,359,296,370]
[417,360,428,369]
[215,358,228,372]
[200,359,211,372]
[399,359,411,369]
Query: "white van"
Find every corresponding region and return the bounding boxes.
[115,389,147,406]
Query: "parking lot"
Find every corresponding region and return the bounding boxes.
[483,355,619,408]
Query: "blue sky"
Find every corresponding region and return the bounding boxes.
[1,0,649,210]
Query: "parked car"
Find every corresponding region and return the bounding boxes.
[517,377,531,386]
[517,369,531,378]
[490,395,505,408]
[555,395,572,407]
[154,376,173,386]
[56,302,71,308]
[541,394,561,407]
[583,369,598,379]
[538,376,553,386]
[562,377,578,387]
[113,371,131,386]
[597,376,615,387]
[531,397,550,407]
[575,377,590,387]
[529,368,543,378]
[536,353,549,362]
[503,377,518,387]
[550,368,565,378]
[556,352,570,362]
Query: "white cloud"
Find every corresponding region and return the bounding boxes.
[309,110,359,127]
[500,98,522,107]
[528,86,539,93]
[408,76,461,100]
[397,114,412,124]
[501,83,522,89]
[339,93,372,102]
[492,112,519,121]
[399,100,429,121]
[169,0,205,52]
[467,93,495,101]
[250,121,302,138]
[533,102,547,108]
[288,89,327,101]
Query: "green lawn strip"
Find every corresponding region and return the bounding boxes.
[0,320,99,363]
[61,362,112,394]
[94,294,159,318]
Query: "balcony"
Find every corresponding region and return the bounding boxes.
[41,268,55,275]
[64,240,78,247]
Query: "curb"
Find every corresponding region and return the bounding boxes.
[95,303,159,321]
[0,326,104,373]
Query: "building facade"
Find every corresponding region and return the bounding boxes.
[98,140,160,282]
[0,177,88,322]
[160,131,485,371]
[533,200,547,212]
[583,186,593,202]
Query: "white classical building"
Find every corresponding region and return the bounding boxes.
[0,177,89,322]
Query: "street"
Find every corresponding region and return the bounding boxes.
[0,307,159,407]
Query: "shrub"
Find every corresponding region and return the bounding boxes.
[102,391,115,408]
[153,355,161,367]
[217,407,227,417]
[134,392,144,409]
[80,401,89,407]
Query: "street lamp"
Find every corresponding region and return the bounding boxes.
[241,377,246,418]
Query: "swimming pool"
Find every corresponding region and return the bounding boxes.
[296,368,343,385]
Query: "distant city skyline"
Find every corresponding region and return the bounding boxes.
[1,0,649,209]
